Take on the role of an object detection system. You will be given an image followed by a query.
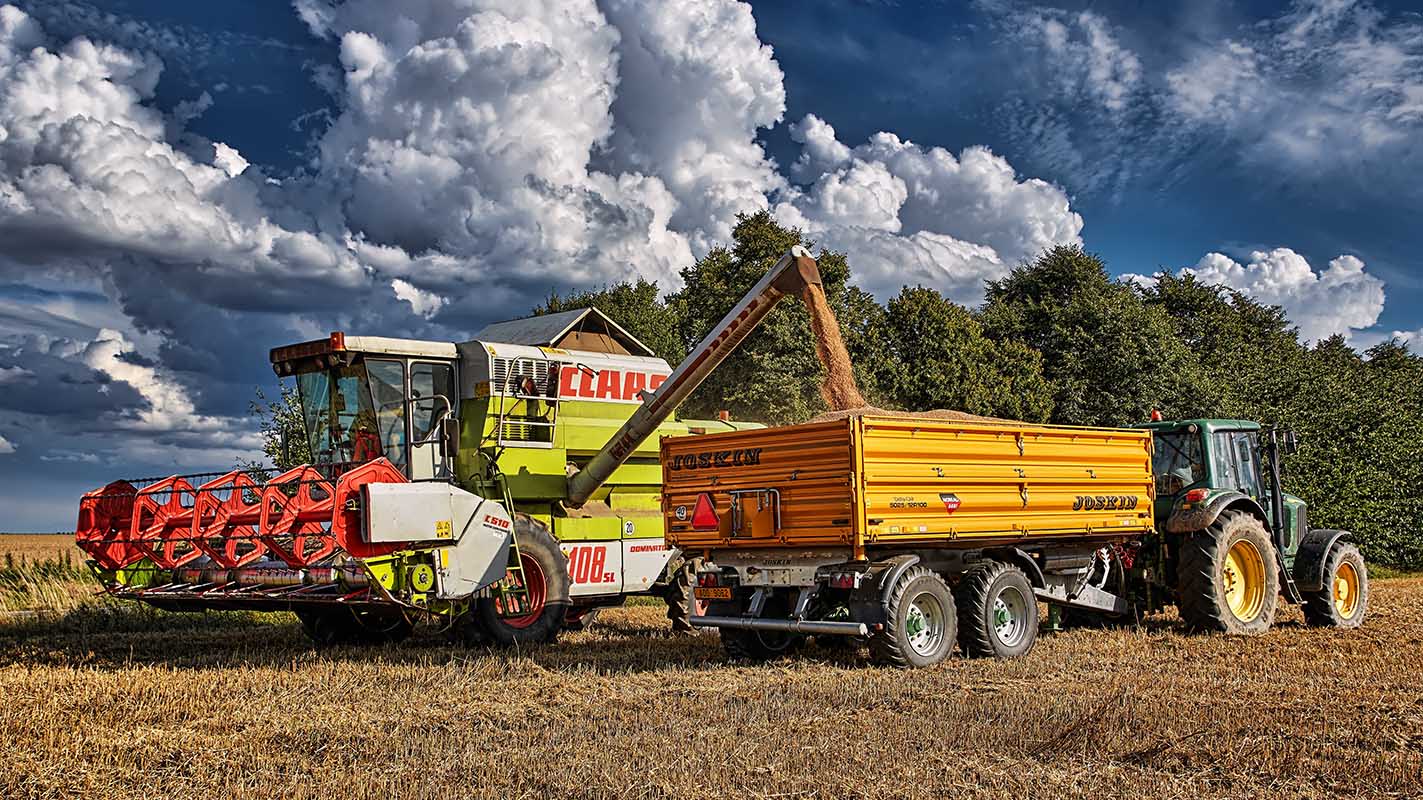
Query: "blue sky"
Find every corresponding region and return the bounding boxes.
[1,0,1420,530]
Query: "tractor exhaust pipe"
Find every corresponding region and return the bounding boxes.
[567,246,821,507]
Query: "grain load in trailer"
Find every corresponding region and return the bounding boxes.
[662,413,1154,667]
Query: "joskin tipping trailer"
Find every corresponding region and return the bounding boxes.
[663,414,1369,668]
[74,247,826,646]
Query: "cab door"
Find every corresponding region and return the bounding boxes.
[409,360,456,480]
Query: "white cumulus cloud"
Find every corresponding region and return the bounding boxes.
[0,433,13,455]
[391,279,446,320]
[1184,249,1385,342]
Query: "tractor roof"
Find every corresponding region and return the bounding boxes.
[470,307,655,357]
[1138,419,1262,434]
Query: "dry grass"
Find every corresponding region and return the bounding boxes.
[0,534,1418,800]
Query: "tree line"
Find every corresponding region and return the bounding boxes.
[538,212,1423,569]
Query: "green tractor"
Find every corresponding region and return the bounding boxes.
[1077,418,1369,633]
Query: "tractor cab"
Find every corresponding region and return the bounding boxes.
[271,333,461,481]
[1139,418,1307,565]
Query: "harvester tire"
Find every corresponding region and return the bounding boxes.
[869,566,956,668]
[563,606,601,632]
[1178,510,1279,635]
[296,606,412,647]
[474,515,569,646]
[955,562,1039,659]
[1302,542,1368,629]
[663,557,704,634]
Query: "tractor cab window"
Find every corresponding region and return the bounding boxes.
[1213,431,1263,499]
[1152,431,1205,496]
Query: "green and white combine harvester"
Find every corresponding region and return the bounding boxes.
[74,248,825,645]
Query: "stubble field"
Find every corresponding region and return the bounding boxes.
[0,534,1419,799]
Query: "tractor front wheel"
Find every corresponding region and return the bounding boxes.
[474,515,570,646]
[1303,543,1369,628]
[1178,511,1279,635]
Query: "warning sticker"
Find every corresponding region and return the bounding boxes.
[435,519,453,538]
[939,493,962,514]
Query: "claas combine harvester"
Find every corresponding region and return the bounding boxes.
[75,248,824,646]
[664,412,1370,668]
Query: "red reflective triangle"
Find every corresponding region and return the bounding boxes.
[690,493,719,530]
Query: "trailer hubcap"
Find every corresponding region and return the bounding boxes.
[993,586,1029,647]
[1333,561,1360,618]
[1222,539,1266,621]
[905,592,945,657]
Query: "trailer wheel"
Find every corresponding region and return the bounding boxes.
[719,593,804,662]
[955,562,1038,659]
[1178,510,1279,635]
[869,566,956,668]
[1302,543,1368,629]
[296,606,413,647]
[475,515,570,646]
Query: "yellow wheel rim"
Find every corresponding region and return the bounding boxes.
[1221,539,1266,622]
[1333,561,1360,618]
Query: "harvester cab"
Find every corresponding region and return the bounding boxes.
[75,246,828,648]
[1135,417,1368,633]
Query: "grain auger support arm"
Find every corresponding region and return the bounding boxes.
[566,246,822,507]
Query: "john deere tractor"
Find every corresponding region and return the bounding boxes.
[1074,418,1369,633]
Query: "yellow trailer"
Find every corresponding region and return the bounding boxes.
[660,414,1156,668]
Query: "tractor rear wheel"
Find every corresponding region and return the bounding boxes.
[474,515,570,646]
[955,562,1039,659]
[1178,511,1279,635]
[869,566,956,668]
[1303,543,1369,628]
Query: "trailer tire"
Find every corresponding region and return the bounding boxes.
[475,515,570,646]
[1178,510,1279,635]
[955,562,1039,659]
[869,566,956,669]
[718,593,804,662]
[1302,543,1368,629]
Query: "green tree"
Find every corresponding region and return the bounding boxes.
[667,211,885,424]
[877,286,1054,422]
[980,245,1210,427]
[243,383,310,472]
[535,279,685,365]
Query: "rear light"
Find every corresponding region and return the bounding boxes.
[1184,488,1208,502]
[698,572,720,588]
[690,493,719,531]
[828,571,864,590]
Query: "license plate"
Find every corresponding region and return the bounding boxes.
[693,586,732,600]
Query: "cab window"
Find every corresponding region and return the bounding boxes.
[366,359,408,470]
[1212,431,1262,498]
[1152,431,1205,495]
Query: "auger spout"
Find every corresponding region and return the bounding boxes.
[566,246,821,507]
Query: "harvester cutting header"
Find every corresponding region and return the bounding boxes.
[75,247,824,646]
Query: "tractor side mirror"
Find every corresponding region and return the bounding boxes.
[442,414,460,457]
[1280,430,1298,455]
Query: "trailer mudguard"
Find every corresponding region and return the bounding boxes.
[1292,529,1353,592]
[1164,490,1267,534]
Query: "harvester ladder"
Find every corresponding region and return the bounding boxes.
[488,477,534,618]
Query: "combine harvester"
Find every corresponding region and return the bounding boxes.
[664,415,1371,668]
[75,247,824,646]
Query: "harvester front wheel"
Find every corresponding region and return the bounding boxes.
[1178,511,1279,635]
[474,515,569,646]
[1302,543,1368,629]
[296,606,413,647]
[869,566,956,668]
[955,562,1039,659]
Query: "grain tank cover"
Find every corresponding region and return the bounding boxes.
[470,308,656,357]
